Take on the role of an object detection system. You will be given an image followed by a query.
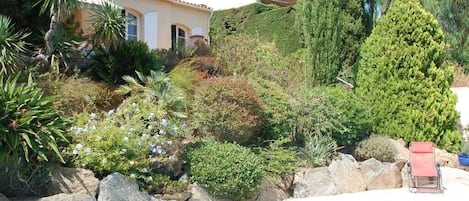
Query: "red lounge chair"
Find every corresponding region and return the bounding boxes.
[407,142,443,193]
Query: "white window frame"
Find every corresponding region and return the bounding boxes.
[125,11,139,41]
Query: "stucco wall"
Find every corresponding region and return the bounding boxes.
[77,0,211,49]
[452,87,469,141]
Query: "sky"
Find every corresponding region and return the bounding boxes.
[183,0,257,10]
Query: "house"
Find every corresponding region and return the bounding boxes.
[75,0,212,49]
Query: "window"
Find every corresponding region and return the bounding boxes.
[171,25,187,49]
[126,12,138,41]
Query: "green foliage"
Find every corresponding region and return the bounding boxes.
[355,135,396,162]
[91,40,164,85]
[89,0,126,51]
[36,73,122,116]
[299,134,338,167]
[0,15,29,75]
[252,79,295,141]
[168,60,204,102]
[192,77,263,144]
[211,3,301,55]
[314,86,373,146]
[255,138,299,177]
[296,0,341,86]
[293,88,346,144]
[0,75,69,168]
[461,141,469,155]
[355,0,461,152]
[214,34,304,91]
[187,140,263,200]
[339,0,367,80]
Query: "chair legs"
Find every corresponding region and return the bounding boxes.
[407,162,443,193]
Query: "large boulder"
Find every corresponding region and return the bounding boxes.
[328,160,366,193]
[292,167,341,198]
[435,148,459,167]
[360,158,403,190]
[46,166,99,197]
[98,173,155,201]
[37,194,95,201]
[254,178,290,201]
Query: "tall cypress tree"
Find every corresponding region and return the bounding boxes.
[296,0,341,87]
[355,0,461,152]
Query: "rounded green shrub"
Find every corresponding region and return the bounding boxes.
[252,79,295,141]
[187,141,263,200]
[355,135,396,162]
[355,0,461,152]
[191,77,263,144]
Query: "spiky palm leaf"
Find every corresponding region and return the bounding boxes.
[0,15,30,75]
[89,1,126,51]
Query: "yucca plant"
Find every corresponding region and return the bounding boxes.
[0,74,69,171]
[0,15,30,75]
[89,0,126,51]
[117,70,186,119]
[299,134,338,167]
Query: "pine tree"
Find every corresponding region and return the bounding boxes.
[296,0,341,87]
[355,0,461,152]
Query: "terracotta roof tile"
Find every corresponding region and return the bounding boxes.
[167,0,212,11]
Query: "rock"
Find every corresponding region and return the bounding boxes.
[337,153,357,163]
[401,162,410,187]
[389,139,410,161]
[162,192,191,201]
[360,158,402,190]
[37,193,95,201]
[189,183,217,201]
[328,160,366,193]
[0,193,10,201]
[178,173,190,184]
[46,166,99,197]
[292,167,341,198]
[435,148,459,167]
[98,173,154,201]
[254,178,290,201]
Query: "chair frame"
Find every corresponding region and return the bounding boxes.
[407,141,443,193]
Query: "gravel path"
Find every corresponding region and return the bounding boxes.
[284,167,469,201]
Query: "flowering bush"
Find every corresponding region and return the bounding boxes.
[69,72,188,192]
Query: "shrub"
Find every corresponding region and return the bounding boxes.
[169,61,204,103]
[354,0,461,152]
[314,86,372,147]
[187,140,263,200]
[90,40,164,85]
[36,73,122,116]
[355,135,396,162]
[0,75,69,167]
[255,138,299,178]
[191,77,263,144]
[461,141,469,155]
[298,134,338,167]
[252,79,295,141]
[70,72,188,192]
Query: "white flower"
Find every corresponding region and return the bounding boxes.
[141,168,149,173]
[74,128,82,135]
[161,119,168,126]
[97,136,102,141]
[147,176,153,181]
[130,161,135,166]
[182,122,187,128]
[107,109,115,116]
[147,125,153,130]
[102,159,107,164]
[75,144,83,150]
[130,173,137,179]
[167,141,173,146]
[84,148,91,155]
[148,113,155,120]
[123,136,129,142]
[121,149,127,154]
[91,125,96,131]
[72,150,79,155]
[84,95,91,101]
[90,113,97,119]
[136,140,142,147]
[159,130,165,135]
[172,126,178,131]
[131,103,137,107]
